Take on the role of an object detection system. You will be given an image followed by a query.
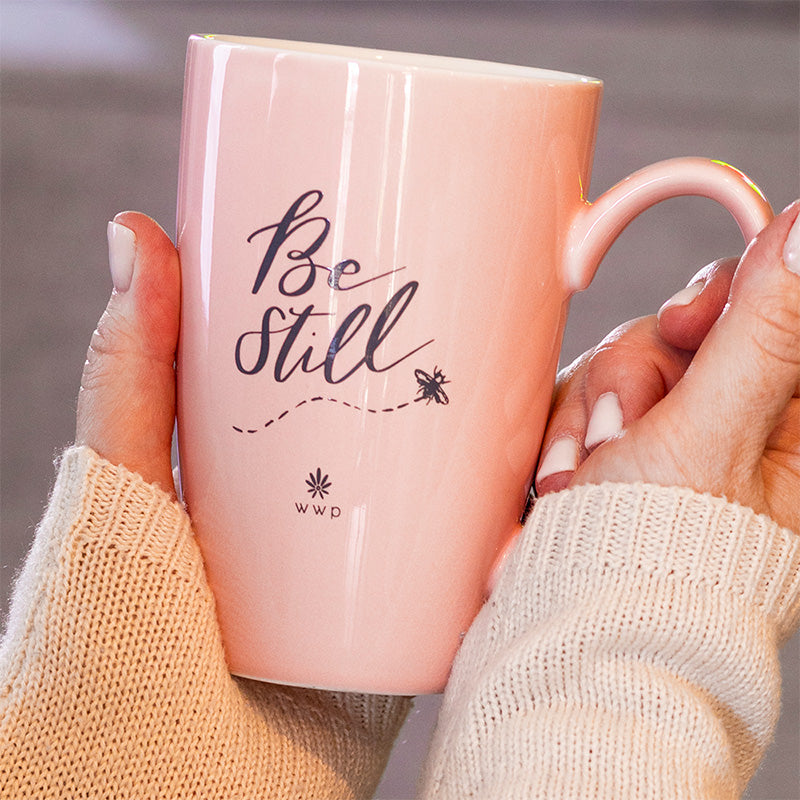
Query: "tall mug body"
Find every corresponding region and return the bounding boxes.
[176,35,772,694]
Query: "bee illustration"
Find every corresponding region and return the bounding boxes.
[415,367,450,405]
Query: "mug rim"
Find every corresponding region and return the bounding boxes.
[192,34,603,86]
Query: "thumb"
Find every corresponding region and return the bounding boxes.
[665,201,800,467]
[75,211,181,496]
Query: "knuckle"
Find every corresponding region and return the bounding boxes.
[740,292,800,367]
[586,318,666,387]
[79,309,134,391]
[87,309,126,357]
[80,347,108,393]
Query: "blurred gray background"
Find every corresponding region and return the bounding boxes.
[1,2,798,797]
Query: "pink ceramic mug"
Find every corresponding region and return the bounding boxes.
[176,35,772,694]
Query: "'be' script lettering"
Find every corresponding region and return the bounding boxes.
[234,190,433,384]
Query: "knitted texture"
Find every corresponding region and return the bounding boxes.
[420,483,800,799]
[0,447,410,799]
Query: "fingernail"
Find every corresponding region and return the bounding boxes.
[657,280,704,320]
[783,212,800,275]
[536,437,580,482]
[107,220,136,292]
[585,392,623,449]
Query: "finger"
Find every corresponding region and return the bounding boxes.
[535,317,692,495]
[75,211,181,495]
[535,414,584,494]
[534,349,593,495]
[662,201,800,472]
[581,317,694,451]
[657,257,738,351]
[535,437,583,495]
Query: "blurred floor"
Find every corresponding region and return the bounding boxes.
[2,2,798,798]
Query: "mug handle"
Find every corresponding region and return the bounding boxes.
[486,157,773,598]
[563,157,773,292]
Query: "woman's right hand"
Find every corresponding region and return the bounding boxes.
[536,201,800,533]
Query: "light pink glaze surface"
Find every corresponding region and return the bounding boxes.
[176,35,772,694]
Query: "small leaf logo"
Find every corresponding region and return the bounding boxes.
[306,468,332,499]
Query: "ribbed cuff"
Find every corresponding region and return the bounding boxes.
[0,446,200,684]
[511,483,800,643]
[59,446,197,570]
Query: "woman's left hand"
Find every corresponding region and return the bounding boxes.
[75,211,181,495]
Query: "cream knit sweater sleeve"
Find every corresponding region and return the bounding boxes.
[421,483,800,799]
[3,450,799,799]
[0,446,410,800]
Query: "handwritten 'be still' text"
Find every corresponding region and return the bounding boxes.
[234,190,433,384]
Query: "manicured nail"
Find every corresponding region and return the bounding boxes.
[585,392,623,449]
[536,437,580,482]
[107,220,136,292]
[657,280,704,320]
[783,212,800,275]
